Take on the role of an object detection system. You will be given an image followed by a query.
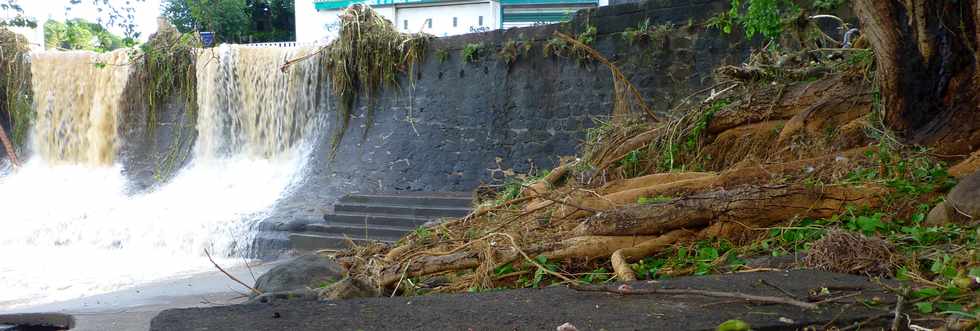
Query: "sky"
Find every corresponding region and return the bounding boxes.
[20,0,162,41]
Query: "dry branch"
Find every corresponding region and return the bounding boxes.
[204,249,262,296]
[568,283,819,310]
[554,32,657,122]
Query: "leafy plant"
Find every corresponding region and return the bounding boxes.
[462,43,483,63]
[542,36,568,58]
[435,48,449,63]
[619,149,644,178]
[621,19,673,46]
[579,267,611,284]
[518,256,560,288]
[497,34,533,66]
[706,11,736,34]
[717,0,800,39]
[414,226,432,241]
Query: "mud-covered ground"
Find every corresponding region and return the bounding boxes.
[152,270,897,331]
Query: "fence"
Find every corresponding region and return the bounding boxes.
[239,41,322,48]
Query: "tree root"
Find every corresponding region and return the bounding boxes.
[610,229,693,281]
[576,184,884,236]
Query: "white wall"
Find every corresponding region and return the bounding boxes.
[296,0,340,42]
[296,0,501,41]
[395,2,496,37]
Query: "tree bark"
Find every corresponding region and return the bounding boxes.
[854,0,979,155]
[0,122,19,167]
[575,184,885,236]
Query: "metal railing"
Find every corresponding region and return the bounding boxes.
[239,41,321,48]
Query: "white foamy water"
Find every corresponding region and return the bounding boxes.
[0,45,321,309]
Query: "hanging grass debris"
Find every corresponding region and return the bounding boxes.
[284,4,430,158]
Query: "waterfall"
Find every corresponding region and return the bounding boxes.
[195,45,319,159]
[0,45,322,309]
[31,50,131,165]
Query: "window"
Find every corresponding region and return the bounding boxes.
[404,20,408,30]
[426,18,432,29]
[478,16,484,26]
[453,17,457,27]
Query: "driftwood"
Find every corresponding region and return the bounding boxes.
[576,184,884,236]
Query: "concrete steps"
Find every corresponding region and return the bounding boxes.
[288,192,473,252]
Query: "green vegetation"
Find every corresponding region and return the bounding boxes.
[139,26,202,181]
[162,0,295,43]
[543,25,597,62]
[461,43,483,63]
[44,19,136,52]
[708,0,801,39]
[435,49,449,63]
[0,28,31,149]
[497,34,532,66]
[620,19,672,46]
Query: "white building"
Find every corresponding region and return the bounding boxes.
[295,0,603,42]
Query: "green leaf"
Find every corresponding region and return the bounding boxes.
[716,319,750,331]
[912,287,941,298]
[915,302,934,313]
[936,302,964,313]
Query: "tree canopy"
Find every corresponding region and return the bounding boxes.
[44,19,135,52]
[161,0,295,43]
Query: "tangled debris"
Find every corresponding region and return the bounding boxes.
[803,228,899,277]
[330,30,909,297]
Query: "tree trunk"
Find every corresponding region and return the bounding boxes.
[575,184,885,236]
[0,122,18,167]
[853,0,979,155]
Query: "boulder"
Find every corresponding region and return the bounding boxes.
[926,201,949,226]
[253,253,346,296]
[317,277,380,300]
[943,171,980,223]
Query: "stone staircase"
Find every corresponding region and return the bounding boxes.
[289,192,473,251]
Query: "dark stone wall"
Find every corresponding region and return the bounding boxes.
[263,0,750,225]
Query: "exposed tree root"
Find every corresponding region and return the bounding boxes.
[610,229,693,281]
[576,184,884,236]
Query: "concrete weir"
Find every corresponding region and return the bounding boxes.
[249,0,756,258]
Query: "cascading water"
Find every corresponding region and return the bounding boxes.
[0,45,321,309]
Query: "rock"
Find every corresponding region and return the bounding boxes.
[250,288,318,304]
[944,171,980,223]
[253,253,346,296]
[926,201,950,226]
[317,277,379,300]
